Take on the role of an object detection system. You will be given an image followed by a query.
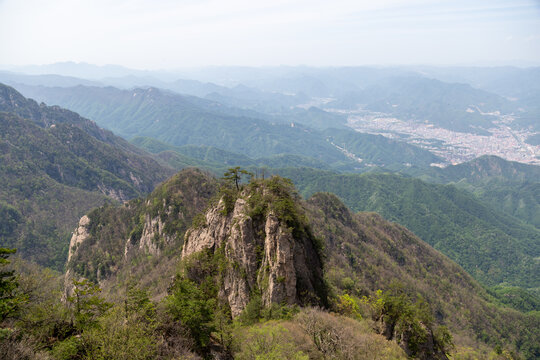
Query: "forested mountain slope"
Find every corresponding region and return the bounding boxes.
[307,192,539,358]
[0,84,173,268]
[12,84,350,163]
[406,155,540,228]
[323,128,442,168]
[277,168,540,289]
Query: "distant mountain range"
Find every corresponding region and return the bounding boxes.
[4,64,538,132]
[11,83,443,171]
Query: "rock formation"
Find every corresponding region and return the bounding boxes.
[182,178,327,317]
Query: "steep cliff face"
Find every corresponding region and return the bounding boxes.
[67,215,91,263]
[182,177,327,317]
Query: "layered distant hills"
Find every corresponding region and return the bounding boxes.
[12,83,444,171]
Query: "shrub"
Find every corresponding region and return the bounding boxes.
[166,278,216,349]
[295,307,407,360]
[234,321,308,360]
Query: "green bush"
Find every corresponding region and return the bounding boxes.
[234,322,308,360]
[166,277,216,349]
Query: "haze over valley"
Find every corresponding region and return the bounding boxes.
[3,64,540,169]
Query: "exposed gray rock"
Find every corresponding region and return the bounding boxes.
[138,214,172,255]
[67,215,90,262]
[182,191,326,318]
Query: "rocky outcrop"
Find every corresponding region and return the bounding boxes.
[182,184,327,318]
[97,184,128,202]
[136,210,177,256]
[64,215,92,298]
[65,168,219,298]
[67,215,91,262]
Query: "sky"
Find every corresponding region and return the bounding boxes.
[0,0,539,69]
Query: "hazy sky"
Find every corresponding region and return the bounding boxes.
[1,0,539,69]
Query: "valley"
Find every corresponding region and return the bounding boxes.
[1,64,539,360]
[2,1,540,358]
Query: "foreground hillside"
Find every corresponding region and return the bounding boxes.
[0,84,173,268]
[11,168,532,359]
[305,193,539,357]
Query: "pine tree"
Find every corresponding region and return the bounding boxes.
[223,166,253,190]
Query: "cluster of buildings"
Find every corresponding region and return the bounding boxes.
[347,113,540,166]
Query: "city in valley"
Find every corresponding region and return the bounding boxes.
[341,110,540,167]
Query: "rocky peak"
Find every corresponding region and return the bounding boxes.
[182,176,327,317]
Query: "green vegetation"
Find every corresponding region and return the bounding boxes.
[1,171,538,358]
[67,279,112,329]
[305,192,539,359]
[1,260,167,360]
[57,170,539,358]
[12,85,350,163]
[0,248,24,324]
[411,155,540,229]
[0,257,410,360]
[323,128,442,169]
[0,111,108,268]
[223,166,253,190]
[68,169,218,290]
[285,106,348,130]
[132,137,334,174]
[234,321,309,360]
[166,275,217,349]
[361,287,453,358]
[278,168,540,289]
[488,285,540,313]
[0,85,172,269]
